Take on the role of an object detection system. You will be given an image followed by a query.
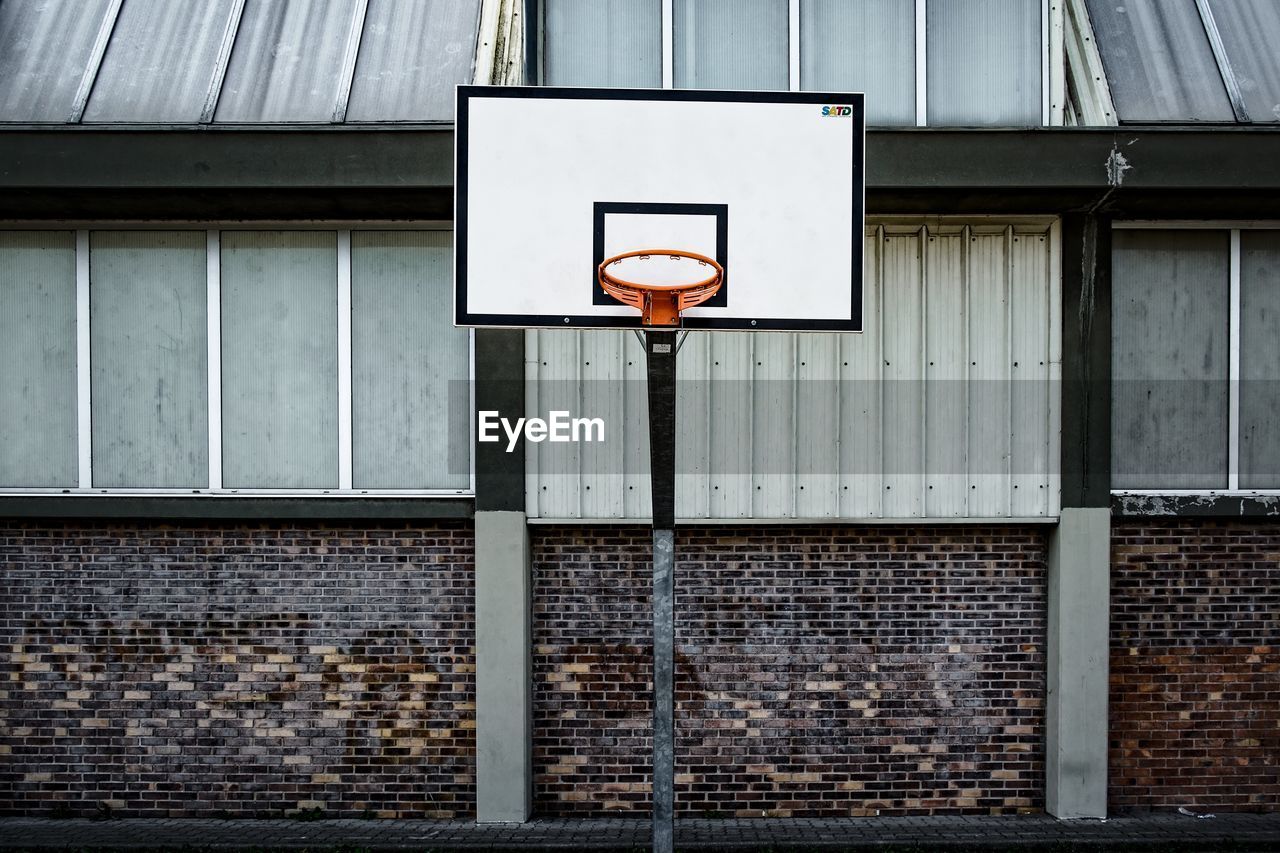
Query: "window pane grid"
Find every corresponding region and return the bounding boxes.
[538,0,1052,127]
[1112,225,1280,493]
[0,226,471,495]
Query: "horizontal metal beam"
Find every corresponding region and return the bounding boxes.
[866,128,1280,191]
[0,187,453,220]
[0,496,474,522]
[0,126,1278,217]
[0,127,453,189]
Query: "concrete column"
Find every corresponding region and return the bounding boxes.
[475,510,532,823]
[1046,507,1111,818]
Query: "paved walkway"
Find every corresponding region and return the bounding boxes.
[2,813,1279,851]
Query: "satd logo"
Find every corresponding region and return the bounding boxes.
[821,105,852,117]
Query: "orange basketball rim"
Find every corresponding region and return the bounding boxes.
[598,248,725,327]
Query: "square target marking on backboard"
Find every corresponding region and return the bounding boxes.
[455,86,864,332]
[592,202,728,308]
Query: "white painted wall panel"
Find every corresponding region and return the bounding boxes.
[527,220,1059,520]
[706,333,753,518]
[795,334,840,517]
[579,330,626,517]
[534,329,584,516]
[925,227,969,516]
[675,331,711,518]
[751,333,796,518]
[838,235,885,517]
[881,227,926,518]
[623,337,652,517]
[967,227,1013,516]
[1011,229,1053,515]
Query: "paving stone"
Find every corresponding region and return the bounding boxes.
[1,814,1279,851]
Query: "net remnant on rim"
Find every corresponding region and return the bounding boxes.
[597,248,725,326]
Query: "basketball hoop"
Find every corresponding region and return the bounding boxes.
[598,248,724,326]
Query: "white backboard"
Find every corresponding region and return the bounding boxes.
[455,86,864,332]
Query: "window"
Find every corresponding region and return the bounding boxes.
[0,227,470,495]
[1239,231,1280,487]
[221,231,339,489]
[802,0,915,126]
[351,231,469,490]
[541,0,662,87]
[926,0,1043,126]
[534,0,1053,127]
[0,232,77,487]
[90,231,209,488]
[1112,227,1280,492]
[673,0,788,91]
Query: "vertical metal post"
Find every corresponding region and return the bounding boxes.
[645,329,677,853]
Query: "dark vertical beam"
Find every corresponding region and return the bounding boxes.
[473,330,532,821]
[646,331,677,527]
[524,0,540,85]
[474,329,526,513]
[1052,215,1113,816]
[645,329,677,853]
[1060,212,1113,507]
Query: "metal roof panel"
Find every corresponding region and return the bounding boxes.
[344,0,480,123]
[215,0,364,123]
[82,0,240,123]
[1085,0,1234,122]
[0,0,118,122]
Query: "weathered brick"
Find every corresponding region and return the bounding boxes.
[532,524,1047,817]
[0,521,476,819]
[1110,520,1280,814]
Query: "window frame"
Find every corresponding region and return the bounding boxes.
[0,220,473,499]
[529,0,1063,127]
[1112,220,1280,498]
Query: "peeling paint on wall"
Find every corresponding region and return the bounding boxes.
[1114,493,1280,517]
[1105,145,1132,187]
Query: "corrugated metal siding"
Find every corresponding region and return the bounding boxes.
[526,220,1061,520]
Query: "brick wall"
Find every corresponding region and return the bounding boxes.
[533,525,1047,817]
[0,521,475,818]
[1111,520,1280,812]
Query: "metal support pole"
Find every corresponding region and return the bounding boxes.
[645,328,677,853]
[651,527,674,853]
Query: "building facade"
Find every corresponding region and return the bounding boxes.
[0,0,1277,820]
